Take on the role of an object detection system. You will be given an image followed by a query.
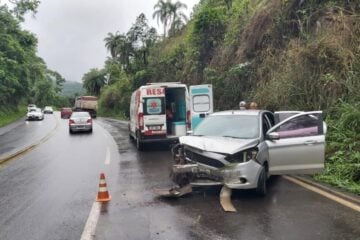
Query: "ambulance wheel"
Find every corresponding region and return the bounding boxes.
[136,132,144,151]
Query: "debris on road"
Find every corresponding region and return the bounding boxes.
[154,184,192,198]
[220,186,237,212]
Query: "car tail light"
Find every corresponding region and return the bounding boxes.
[69,119,75,125]
[186,110,191,129]
[138,113,144,130]
[87,119,92,124]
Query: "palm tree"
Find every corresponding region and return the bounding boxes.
[168,1,188,37]
[104,32,121,59]
[169,1,187,26]
[104,32,133,71]
[152,0,172,38]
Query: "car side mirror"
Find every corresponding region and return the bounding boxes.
[266,132,280,141]
[199,113,206,118]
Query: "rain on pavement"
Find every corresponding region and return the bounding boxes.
[0,114,359,240]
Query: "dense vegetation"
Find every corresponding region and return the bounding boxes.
[0,0,70,117]
[82,0,359,194]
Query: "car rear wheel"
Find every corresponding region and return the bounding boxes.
[136,132,144,151]
[256,167,267,196]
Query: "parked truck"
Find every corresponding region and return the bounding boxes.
[74,96,98,118]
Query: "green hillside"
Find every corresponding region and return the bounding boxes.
[61,81,84,97]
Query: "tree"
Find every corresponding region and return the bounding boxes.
[127,13,158,66]
[169,0,187,33]
[6,0,40,21]
[153,0,187,38]
[104,32,133,72]
[153,0,172,38]
[104,32,124,59]
[34,78,55,107]
[46,69,65,93]
[82,68,106,96]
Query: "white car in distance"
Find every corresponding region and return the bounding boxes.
[27,108,44,121]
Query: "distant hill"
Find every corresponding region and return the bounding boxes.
[61,81,84,97]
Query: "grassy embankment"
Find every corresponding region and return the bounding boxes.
[0,106,26,128]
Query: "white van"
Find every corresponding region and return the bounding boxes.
[129,82,213,150]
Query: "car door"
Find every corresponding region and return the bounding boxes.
[189,84,213,130]
[266,111,325,175]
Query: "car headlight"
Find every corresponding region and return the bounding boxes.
[225,148,258,163]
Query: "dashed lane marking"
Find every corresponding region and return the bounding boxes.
[104,147,111,165]
[283,176,360,212]
[80,202,101,240]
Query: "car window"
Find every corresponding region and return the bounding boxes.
[274,111,302,124]
[193,115,260,139]
[274,114,321,138]
[72,112,90,117]
[143,97,165,115]
[192,95,210,112]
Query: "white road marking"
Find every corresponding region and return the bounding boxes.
[104,147,111,165]
[283,176,360,212]
[80,202,101,240]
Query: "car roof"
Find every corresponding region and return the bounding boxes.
[210,110,269,116]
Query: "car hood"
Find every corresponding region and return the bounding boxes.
[179,136,259,154]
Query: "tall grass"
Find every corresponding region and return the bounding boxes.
[0,106,27,128]
[315,103,360,195]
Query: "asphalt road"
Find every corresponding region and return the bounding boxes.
[0,115,359,240]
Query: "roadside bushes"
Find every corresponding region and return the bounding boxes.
[315,103,360,194]
[98,78,131,119]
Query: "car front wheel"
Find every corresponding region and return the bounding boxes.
[255,167,267,196]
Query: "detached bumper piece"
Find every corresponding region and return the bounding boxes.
[154,184,192,198]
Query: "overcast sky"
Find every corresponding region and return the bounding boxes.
[20,0,199,82]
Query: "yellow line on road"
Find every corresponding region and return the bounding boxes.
[0,114,59,165]
[283,176,360,212]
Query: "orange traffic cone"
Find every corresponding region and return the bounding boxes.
[96,173,111,202]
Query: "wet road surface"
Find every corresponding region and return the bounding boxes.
[95,119,360,240]
[0,113,119,240]
[0,116,359,240]
[0,114,56,160]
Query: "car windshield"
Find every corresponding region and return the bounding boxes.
[193,115,260,139]
[72,112,90,118]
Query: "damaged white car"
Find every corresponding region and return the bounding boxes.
[171,110,325,196]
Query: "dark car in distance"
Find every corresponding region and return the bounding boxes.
[60,107,72,119]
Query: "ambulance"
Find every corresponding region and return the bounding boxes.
[129,82,213,150]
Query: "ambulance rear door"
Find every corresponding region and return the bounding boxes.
[189,84,213,130]
[141,87,166,135]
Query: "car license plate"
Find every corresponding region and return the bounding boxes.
[149,126,161,131]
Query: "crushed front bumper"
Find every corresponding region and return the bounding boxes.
[172,160,263,190]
